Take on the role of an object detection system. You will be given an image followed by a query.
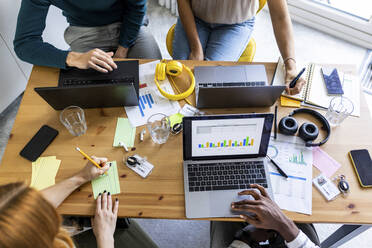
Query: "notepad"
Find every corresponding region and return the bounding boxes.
[30,156,61,190]
[113,118,136,147]
[272,57,360,117]
[91,161,121,199]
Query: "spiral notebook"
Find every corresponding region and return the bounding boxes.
[272,57,360,117]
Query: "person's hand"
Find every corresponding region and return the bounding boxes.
[114,45,129,58]
[231,184,299,242]
[76,156,110,183]
[284,61,306,95]
[66,49,117,73]
[92,192,119,248]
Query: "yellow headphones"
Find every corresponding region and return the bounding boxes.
[154,60,195,104]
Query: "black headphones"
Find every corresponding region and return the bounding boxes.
[278,108,331,147]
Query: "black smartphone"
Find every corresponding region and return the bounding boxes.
[349,149,372,187]
[20,125,59,162]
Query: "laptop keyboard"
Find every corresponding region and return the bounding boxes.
[61,77,135,87]
[198,82,266,88]
[187,161,267,192]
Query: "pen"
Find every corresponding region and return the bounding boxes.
[274,105,278,140]
[289,67,306,88]
[75,147,107,175]
[266,155,288,179]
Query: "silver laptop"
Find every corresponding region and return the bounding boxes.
[182,113,274,218]
[195,65,285,108]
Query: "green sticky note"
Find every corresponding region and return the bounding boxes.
[168,113,184,127]
[91,161,120,199]
[113,118,136,147]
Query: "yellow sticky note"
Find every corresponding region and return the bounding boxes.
[280,96,301,108]
[168,113,184,127]
[30,156,61,190]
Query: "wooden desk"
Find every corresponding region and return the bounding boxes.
[1,60,371,225]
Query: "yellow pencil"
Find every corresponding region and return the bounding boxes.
[75,147,107,175]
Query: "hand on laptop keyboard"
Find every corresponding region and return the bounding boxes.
[231,184,299,242]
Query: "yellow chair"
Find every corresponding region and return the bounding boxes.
[166,0,267,62]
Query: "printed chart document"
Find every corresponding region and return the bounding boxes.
[267,134,313,215]
[125,61,181,127]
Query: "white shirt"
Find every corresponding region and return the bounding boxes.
[191,0,259,24]
[228,231,320,248]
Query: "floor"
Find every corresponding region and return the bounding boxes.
[1,0,372,247]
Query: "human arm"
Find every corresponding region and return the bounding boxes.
[176,0,204,60]
[14,0,117,72]
[114,0,146,58]
[41,156,110,208]
[91,192,119,248]
[231,184,319,247]
[267,0,305,95]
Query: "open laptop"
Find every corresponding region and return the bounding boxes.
[34,60,139,110]
[194,65,285,108]
[182,113,274,218]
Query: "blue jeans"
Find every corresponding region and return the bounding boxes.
[172,17,255,61]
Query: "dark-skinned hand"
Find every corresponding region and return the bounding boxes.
[231,184,299,242]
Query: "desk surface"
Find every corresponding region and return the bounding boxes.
[1,60,372,224]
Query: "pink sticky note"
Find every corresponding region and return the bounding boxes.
[313,147,341,177]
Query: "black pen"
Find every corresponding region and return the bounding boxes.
[289,67,306,88]
[266,155,288,179]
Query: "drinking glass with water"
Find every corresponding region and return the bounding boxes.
[60,106,87,136]
[147,113,170,144]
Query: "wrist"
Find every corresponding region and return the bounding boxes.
[97,235,114,248]
[66,51,82,67]
[276,217,299,242]
[72,173,89,186]
[115,45,128,57]
[284,57,296,70]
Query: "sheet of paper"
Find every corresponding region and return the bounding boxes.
[30,156,61,190]
[312,147,341,178]
[91,161,121,199]
[113,118,136,147]
[280,96,301,108]
[267,134,313,215]
[125,60,181,127]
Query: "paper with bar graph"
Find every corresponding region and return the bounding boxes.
[267,133,313,215]
[124,61,181,127]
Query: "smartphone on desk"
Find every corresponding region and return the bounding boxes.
[20,125,59,162]
[349,149,372,188]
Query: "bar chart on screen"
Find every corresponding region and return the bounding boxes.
[191,118,265,157]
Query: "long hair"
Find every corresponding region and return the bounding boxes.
[0,182,75,248]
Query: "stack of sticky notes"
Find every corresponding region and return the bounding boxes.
[280,96,301,108]
[91,161,121,199]
[30,156,61,190]
[113,118,136,147]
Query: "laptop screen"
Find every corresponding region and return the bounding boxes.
[183,114,273,160]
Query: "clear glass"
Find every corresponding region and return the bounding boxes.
[60,106,87,136]
[147,113,170,144]
[325,96,354,127]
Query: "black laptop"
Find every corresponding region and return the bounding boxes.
[34,60,139,110]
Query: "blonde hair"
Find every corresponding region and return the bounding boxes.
[0,182,75,248]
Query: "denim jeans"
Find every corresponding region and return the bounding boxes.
[172,17,255,61]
